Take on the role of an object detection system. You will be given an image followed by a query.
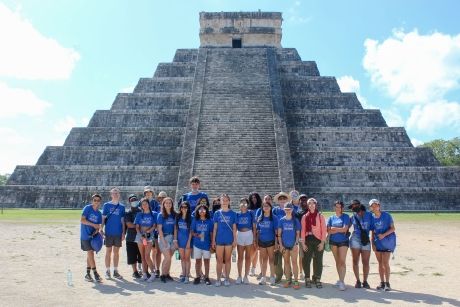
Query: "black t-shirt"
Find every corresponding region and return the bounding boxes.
[125,208,140,242]
[295,208,307,223]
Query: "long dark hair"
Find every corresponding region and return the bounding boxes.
[257,201,273,223]
[161,197,177,219]
[177,201,192,228]
[194,203,210,220]
[248,192,262,210]
[212,197,221,213]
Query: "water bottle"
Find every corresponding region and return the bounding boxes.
[200,231,205,242]
[231,249,236,263]
[66,269,73,286]
[175,249,180,260]
[142,236,147,246]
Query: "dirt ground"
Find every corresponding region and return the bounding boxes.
[0,219,459,307]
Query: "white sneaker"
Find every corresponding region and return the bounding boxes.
[249,267,255,277]
[105,270,111,279]
[258,277,266,285]
[235,276,242,285]
[339,281,346,291]
[334,280,341,287]
[147,274,156,283]
[215,280,222,287]
[270,277,276,286]
[300,273,305,281]
[224,279,230,287]
[243,276,250,284]
[142,273,148,281]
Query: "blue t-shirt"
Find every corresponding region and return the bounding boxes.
[148,199,161,213]
[157,213,176,235]
[134,211,156,229]
[177,217,191,248]
[213,210,237,245]
[181,191,209,212]
[272,206,286,219]
[351,212,374,238]
[327,213,351,243]
[102,202,125,236]
[255,208,262,218]
[191,218,214,251]
[278,217,301,248]
[257,215,279,243]
[80,205,102,241]
[372,211,394,236]
[236,210,255,231]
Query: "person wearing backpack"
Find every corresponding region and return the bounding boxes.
[300,198,327,289]
[349,200,374,289]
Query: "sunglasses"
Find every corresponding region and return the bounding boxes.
[92,199,101,202]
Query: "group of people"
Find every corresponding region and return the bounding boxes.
[80,176,396,291]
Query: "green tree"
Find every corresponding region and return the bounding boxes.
[0,174,10,185]
[419,137,460,166]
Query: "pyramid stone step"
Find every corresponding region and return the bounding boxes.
[279,61,320,77]
[284,93,363,110]
[88,109,187,128]
[111,93,190,110]
[8,165,179,186]
[281,76,341,94]
[64,127,184,147]
[173,49,198,63]
[276,48,301,61]
[286,109,387,127]
[154,62,196,78]
[37,146,182,166]
[134,77,194,93]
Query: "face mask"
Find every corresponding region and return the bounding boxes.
[130,201,138,208]
[191,188,199,193]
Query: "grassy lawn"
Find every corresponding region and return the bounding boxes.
[0,208,459,223]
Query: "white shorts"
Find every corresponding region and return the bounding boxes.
[193,246,211,259]
[237,230,253,246]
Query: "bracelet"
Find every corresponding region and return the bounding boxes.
[173,239,178,242]
[298,238,304,243]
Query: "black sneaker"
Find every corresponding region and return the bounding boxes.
[355,280,362,288]
[166,274,174,281]
[132,271,142,279]
[160,275,167,283]
[94,272,103,283]
[205,277,211,285]
[305,278,312,288]
[155,270,160,278]
[113,270,123,280]
[85,273,94,282]
[377,281,385,290]
[193,277,201,285]
[384,282,391,291]
[146,272,151,279]
[362,280,370,289]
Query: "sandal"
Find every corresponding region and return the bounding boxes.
[293,280,300,290]
[305,278,312,288]
[283,280,292,288]
[315,280,323,289]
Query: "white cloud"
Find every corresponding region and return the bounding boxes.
[0,3,80,80]
[381,108,405,127]
[286,1,310,24]
[337,75,374,109]
[407,100,460,134]
[0,127,40,173]
[52,115,89,145]
[0,81,51,118]
[410,138,424,147]
[363,29,460,104]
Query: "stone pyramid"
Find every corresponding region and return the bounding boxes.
[1,11,459,210]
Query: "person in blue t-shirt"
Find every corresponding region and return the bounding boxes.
[256,200,279,286]
[369,199,396,292]
[278,203,301,289]
[101,187,126,280]
[178,176,209,212]
[176,201,192,284]
[235,198,256,285]
[80,193,103,283]
[273,192,291,284]
[143,186,161,278]
[191,203,214,285]
[134,198,157,282]
[327,200,351,291]
[248,192,262,278]
[157,197,178,283]
[212,194,237,287]
[348,200,374,289]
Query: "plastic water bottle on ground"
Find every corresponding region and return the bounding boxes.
[231,249,236,263]
[66,269,73,286]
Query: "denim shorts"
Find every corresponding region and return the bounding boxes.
[159,234,175,252]
[349,235,371,251]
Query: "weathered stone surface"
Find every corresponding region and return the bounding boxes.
[1,11,459,210]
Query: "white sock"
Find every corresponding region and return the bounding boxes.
[114,267,118,272]
[106,267,110,272]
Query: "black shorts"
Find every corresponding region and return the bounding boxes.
[81,239,93,251]
[330,240,349,248]
[126,241,142,265]
[258,240,275,248]
[105,235,122,248]
[376,249,392,253]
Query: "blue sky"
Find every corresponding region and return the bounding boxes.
[0,0,459,174]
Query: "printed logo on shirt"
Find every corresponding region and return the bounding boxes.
[196,223,209,232]
[282,221,294,231]
[259,220,272,229]
[238,216,250,225]
[374,220,384,230]
[178,221,188,230]
[109,207,121,216]
[218,215,232,223]
[88,213,99,223]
